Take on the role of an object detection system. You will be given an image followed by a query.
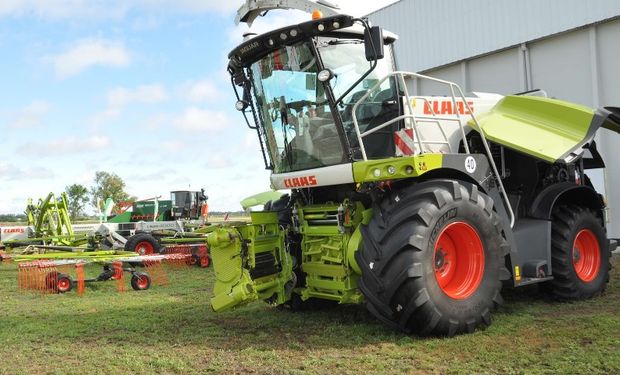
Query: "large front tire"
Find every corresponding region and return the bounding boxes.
[357,180,509,336]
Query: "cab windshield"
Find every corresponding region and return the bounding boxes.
[317,37,399,159]
[250,42,345,173]
[249,37,399,172]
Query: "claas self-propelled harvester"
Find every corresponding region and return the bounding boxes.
[203,12,620,336]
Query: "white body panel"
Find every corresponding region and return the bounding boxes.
[135,221,184,232]
[405,93,504,153]
[270,163,354,190]
[0,226,31,242]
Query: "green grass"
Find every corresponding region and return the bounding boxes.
[1,256,619,375]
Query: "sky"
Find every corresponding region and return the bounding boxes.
[0,0,398,214]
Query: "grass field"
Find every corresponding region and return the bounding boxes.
[0,255,618,375]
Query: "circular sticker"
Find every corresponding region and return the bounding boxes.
[465,156,477,173]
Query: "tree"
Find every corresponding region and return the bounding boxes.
[65,184,89,219]
[0,214,27,222]
[90,171,131,210]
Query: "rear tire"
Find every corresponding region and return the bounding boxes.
[357,180,509,336]
[545,205,610,299]
[125,233,161,255]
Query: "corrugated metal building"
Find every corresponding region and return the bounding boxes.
[369,0,620,236]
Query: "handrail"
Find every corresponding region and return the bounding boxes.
[350,71,515,227]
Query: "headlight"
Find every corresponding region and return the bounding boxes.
[317,69,333,82]
[235,100,248,111]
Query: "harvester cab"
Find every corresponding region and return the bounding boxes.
[230,13,396,167]
[209,0,620,336]
[170,189,208,220]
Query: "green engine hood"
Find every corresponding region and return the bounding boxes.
[473,95,610,163]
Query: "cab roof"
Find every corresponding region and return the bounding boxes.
[228,14,397,69]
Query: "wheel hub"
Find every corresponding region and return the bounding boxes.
[138,276,148,288]
[136,241,154,255]
[435,249,446,269]
[58,278,70,292]
[433,221,485,300]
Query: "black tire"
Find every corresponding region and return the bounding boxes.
[356,179,509,336]
[45,271,73,293]
[124,233,161,255]
[188,254,201,267]
[131,272,151,291]
[544,205,610,299]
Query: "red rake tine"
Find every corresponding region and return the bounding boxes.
[37,261,45,293]
[28,262,35,292]
[151,260,168,286]
[31,263,38,291]
[76,263,85,296]
[52,263,59,294]
[29,262,37,291]
[24,263,32,291]
[35,262,43,291]
[18,262,31,291]
[35,262,42,293]
[40,262,54,294]
[113,261,125,292]
[18,263,24,290]
[44,262,55,294]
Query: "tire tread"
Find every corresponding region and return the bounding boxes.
[358,179,507,336]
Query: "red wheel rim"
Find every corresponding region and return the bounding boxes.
[135,241,154,255]
[136,275,149,289]
[572,229,601,282]
[434,221,485,300]
[58,278,71,292]
[200,256,210,268]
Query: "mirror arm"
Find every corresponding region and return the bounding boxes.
[333,18,378,106]
[333,59,377,106]
[230,75,258,130]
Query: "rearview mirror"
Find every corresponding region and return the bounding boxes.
[364,26,385,61]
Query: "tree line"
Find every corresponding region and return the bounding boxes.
[1,171,130,222]
[64,171,133,219]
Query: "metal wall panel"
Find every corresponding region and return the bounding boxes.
[595,19,620,237]
[598,20,620,105]
[466,47,522,94]
[369,0,620,72]
[416,63,463,96]
[528,30,593,106]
